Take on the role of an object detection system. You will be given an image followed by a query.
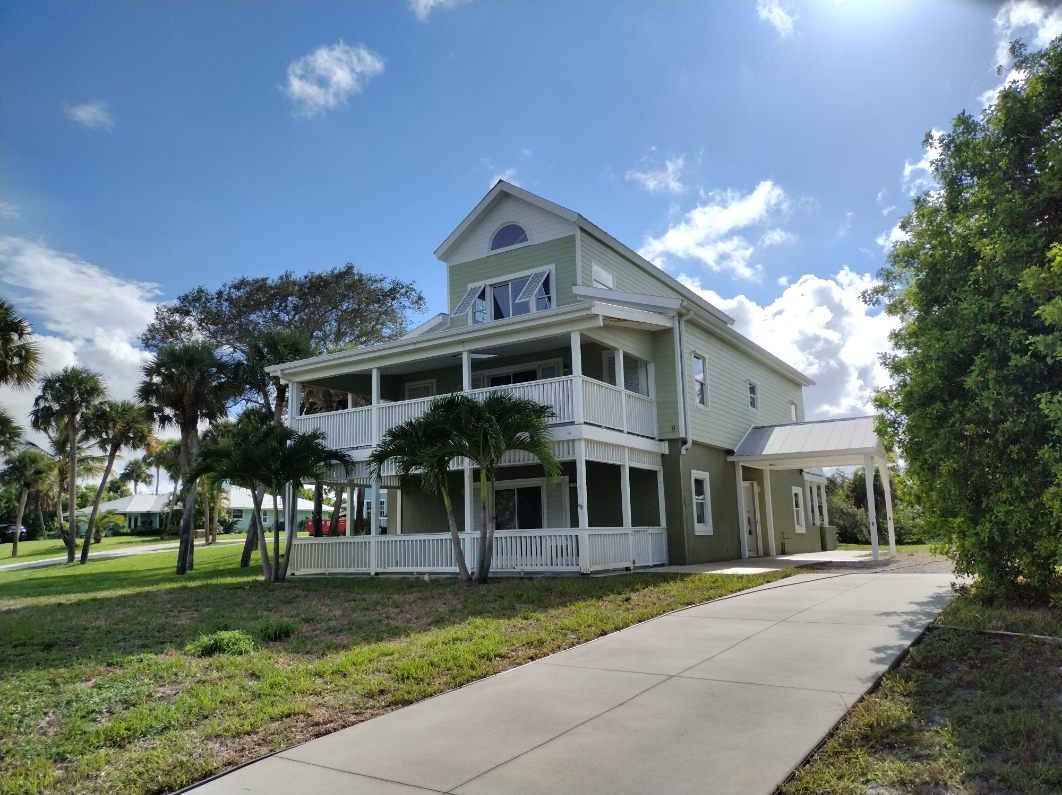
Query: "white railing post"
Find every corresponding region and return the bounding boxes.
[576,438,590,573]
[615,349,628,433]
[462,350,472,392]
[371,367,381,445]
[571,332,584,425]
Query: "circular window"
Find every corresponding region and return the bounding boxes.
[491,224,529,251]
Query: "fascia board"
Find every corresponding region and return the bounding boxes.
[726,447,879,464]
[270,305,603,381]
[403,312,449,339]
[549,424,669,455]
[572,285,682,312]
[687,313,815,387]
[574,218,736,326]
[593,307,674,330]
[434,181,579,262]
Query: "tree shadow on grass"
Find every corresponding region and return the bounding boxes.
[1,544,727,673]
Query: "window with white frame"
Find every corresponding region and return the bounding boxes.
[691,471,713,534]
[405,380,435,400]
[603,352,648,396]
[591,261,615,290]
[491,224,529,251]
[748,380,759,411]
[470,358,562,390]
[231,509,244,521]
[792,486,805,533]
[458,268,553,326]
[693,354,709,408]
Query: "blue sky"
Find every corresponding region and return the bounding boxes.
[2,0,1060,439]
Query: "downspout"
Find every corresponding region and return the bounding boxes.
[678,308,693,454]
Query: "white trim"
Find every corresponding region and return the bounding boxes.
[467,264,556,326]
[747,379,760,412]
[404,379,436,400]
[470,358,563,390]
[490,476,567,531]
[488,221,532,255]
[791,486,806,533]
[692,352,709,410]
[691,469,713,535]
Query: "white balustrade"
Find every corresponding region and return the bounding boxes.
[287,526,667,576]
[289,375,657,451]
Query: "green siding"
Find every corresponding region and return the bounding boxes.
[449,236,578,329]
[767,469,823,554]
[652,326,681,440]
[580,231,683,300]
[583,325,655,362]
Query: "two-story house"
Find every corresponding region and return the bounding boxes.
[272,182,895,576]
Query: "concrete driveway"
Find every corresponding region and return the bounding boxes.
[192,569,954,795]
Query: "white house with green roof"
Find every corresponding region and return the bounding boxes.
[269,182,897,576]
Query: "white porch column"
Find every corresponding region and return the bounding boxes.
[763,468,777,557]
[288,382,301,422]
[620,450,632,528]
[735,463,748,559]
[863,453,880,561]
[879,460,897,557]
[656,468,666,528]
[575,438,590,573]
[614,349,627,433]
[347,392,355,410]
[371,367,381,445]
[462,350,472,391]
[820,483,830,527]
[571,331,584,425]
[346,483,355,536]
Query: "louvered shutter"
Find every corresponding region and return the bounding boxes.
[515,270,550,303]
[604,353,617,386]
[623,356,641,395]
[538,362,559,380]
[545,478,568,528]
[452,285,483,317]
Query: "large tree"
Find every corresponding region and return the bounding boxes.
[0,446,55,557]
[31,367,107,563]
[868,39,1062,599]
[79,401,153,563]
[138,343,234,574]
[119,457,154,495]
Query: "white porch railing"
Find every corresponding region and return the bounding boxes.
[290,375,656,450]
[287,527,668,576]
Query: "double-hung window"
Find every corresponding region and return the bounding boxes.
[693,354,709,408]
[748,380,759,411]
[691,471,712,534]
[792,487,805,533]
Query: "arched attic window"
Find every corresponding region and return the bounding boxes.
[491,224,529,251]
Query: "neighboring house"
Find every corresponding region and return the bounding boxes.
[269,182,897,576]
[222,487,317,533]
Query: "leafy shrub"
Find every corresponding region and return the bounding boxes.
[250,619,299,643]
[186,630,257,657]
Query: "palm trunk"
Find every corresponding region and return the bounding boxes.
[327,486,343,536]
[312,483,323,537]
[81,444,119,564]
[441,485,470,582]
[154,464,160,495]
[11,487,27,558]
[475,471,490,583]
[252,487,271,580]
[485,478,497,576]
[279,489,296,582]
[66,417,77,564]
[212,490,221,544]
[37,501,47,540]
[176,478,198,575]
[241,485,265,566]
[271,492,281,583]
[56,482,66,546]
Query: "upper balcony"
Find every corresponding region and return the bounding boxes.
[290,374,657,451]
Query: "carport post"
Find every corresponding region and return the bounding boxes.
[763,468,777,557]
[346,483,356,537]
[863,453,880,561]
[735,463,748,559]
[879,459,897,557]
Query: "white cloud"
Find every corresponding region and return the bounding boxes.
[980,1,1062,106]
[1,202,19,218]
[639,181,789,280]
[901,129,943,196]
[680,268,899,419]
[875,223,909,252]
[777,276,790,287]
[756,0,796,38]
[626,156,686,195]
[66,101,115,131]
[409,0,471,21]
[0,237,158,442]
[282,40,384,117]
[489,167,519,189]
[760,228,796,247]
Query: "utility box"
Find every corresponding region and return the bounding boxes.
[820,525,838,551]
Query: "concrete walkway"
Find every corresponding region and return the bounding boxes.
[0,538,244,571]
[193,568,955,795]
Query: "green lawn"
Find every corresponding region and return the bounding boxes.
[1,536,176,566]
[1,544,796,795]
[782,594,1062,795]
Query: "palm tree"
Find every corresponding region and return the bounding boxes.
[151,439,183,537]
[31,366,107,563]
[242,329,316,425]
[0,447,55,557]
[44,428,104,549]
[370,397,472,582]
[138,343,233,575]
[190,424,353,581]
[0,300,40,460]
[79,401,153,562]
[119,457,154,494]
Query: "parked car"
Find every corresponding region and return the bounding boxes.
[0,524,27,543]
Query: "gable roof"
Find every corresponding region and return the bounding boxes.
[728,416,883,468]
[434,181,736,327]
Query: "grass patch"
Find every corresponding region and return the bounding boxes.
[187,630,258,657]
[782,593,1062,795]
[1,543,796,795]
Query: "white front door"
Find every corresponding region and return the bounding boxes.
[742,482,761,557]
